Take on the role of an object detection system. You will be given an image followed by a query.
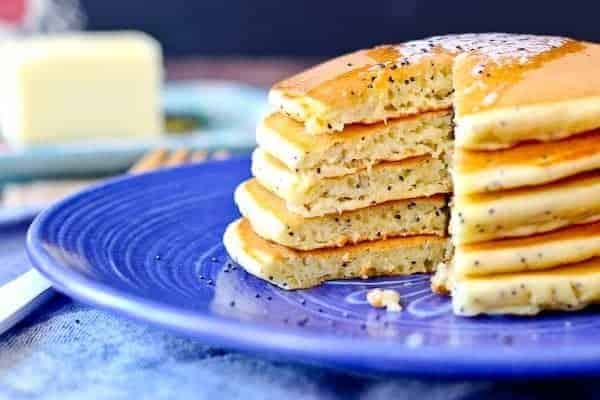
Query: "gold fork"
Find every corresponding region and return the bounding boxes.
[128,148,211,174]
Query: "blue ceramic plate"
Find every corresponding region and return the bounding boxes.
[0,80,266,184]
[27,157,600,378]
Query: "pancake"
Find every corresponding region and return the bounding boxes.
[270,44,454,134]
[451,171,600,244]
[223,218,451,290]
[455,222,600,277]
[453,129,600,194]
[453,40,600,149]
[257,110,452,179]
[236,179,448,251]
[252,148,451,217]
[447,257,600,316]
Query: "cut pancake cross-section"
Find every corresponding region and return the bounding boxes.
[252,148,451,218]
[236,179,448,251]
[224,219,451,290]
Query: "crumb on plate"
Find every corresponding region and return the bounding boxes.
[366,288,403,312]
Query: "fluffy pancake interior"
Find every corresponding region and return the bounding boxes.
[252,148,451,217]
[257,109,453,178]
[223,218,451,290]
[236,178,448,251]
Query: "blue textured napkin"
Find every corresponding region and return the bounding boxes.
[1,218,598,399]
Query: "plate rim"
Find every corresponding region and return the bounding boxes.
[25,156,600,378]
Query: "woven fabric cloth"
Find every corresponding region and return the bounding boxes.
[1,296,598,399]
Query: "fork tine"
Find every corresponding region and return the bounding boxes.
[129,148,168,174]
[211,149,231,160]
[190,150,208,163]
[164,148,191,167]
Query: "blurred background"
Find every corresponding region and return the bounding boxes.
[84,0,600,84]
[2,0,600,208]
[4,1,600,82]
[81,0,600,58]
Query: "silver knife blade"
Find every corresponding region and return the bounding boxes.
[0,269,53,336]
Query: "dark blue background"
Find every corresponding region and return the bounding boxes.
[81,0,600,57]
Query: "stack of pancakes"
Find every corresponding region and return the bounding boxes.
[225,33,600,316]
[437,36,600,316]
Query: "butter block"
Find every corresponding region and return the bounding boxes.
[0,31,164,147]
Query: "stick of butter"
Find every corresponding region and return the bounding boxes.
[0,31,164,147]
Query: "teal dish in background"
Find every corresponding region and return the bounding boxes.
[0,80,267,184]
